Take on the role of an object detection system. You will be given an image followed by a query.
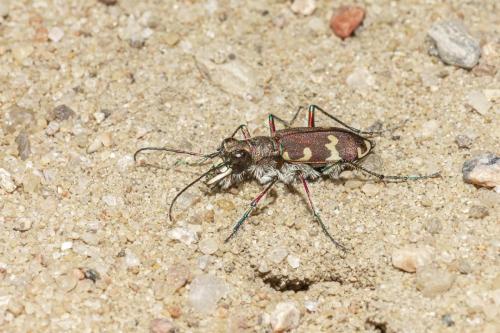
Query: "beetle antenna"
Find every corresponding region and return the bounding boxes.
[134,147,218,162]
[169,162,227,222]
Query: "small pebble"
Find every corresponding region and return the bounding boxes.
[3,105,34,133]
[462,153,500,188]
[457,259,473,275]
[427,20,481,69]
[468,205,489,219]
[60,241,73,251]
[15,131,31,160]
[455,134,473,149]
[45,121,60,136]
[150,318,176,333]
[346,67,375,92]
[304,300,318,312]
[166,264,191,292]
[286,254,300,269]
[416,267,455,297]
[198,237,218,255]
[441,314,455,327]
[22,173,41,193]
[163,32,180,47]
[329,6,365,39]
[466,90,491,115]
[7,300,24,317]
[197,255,211,270]
[48,27,64,42]
[124,249,141,269]
[57,274,79,292]
[392,246,433,273]
[290,0,316,16]
[270,302,300,332]
[166,305,182,319]
[188,274,229,313]
[268,247,288,264]
[168,227,198,245]
[50,104,75,121]
[258,261,270,274]
[118,17,153,49]
[0,1,10,18]
[0,168,16,193]
[87,136,103,154]
[93,111,106,124]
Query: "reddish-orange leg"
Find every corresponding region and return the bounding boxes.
[299,174,346,251]
[225,179,278,242]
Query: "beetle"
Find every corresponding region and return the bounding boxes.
[134,105,439,250]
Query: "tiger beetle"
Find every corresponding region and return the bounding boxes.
[134,105,440,251]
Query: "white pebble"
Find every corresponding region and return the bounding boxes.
[304,300,318,312]
[93,111,106,123]
[124,249,140,268]
[45,121,60,136]
[48,27,64,42]
[268,247,288,264]
[60,241,73,251]
[290,0,316,16]
[392,246,434,273]
[188,274,229,313]
[198,237,218,255]
[258,261,271,274]
[270,302,300,332]
[197,255,211,270]
[168,227,198,245]
[466,90,491,115]
[87,136,103,153]
[0,168,16,193]
[286,254,300,269]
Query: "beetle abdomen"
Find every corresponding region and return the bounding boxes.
[276,127,372,165]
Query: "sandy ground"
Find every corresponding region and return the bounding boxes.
[0,0,499,332]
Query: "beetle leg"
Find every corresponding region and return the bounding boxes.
[230,124,251,139]
[268,106,306,135]
[225,179,278,242]
[343,161,440,182]
[308,105,385,136]
[299,174,347,251]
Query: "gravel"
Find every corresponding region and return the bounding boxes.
[270,302,301,332]
[427,20,481,69]
[462,153,500,188]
